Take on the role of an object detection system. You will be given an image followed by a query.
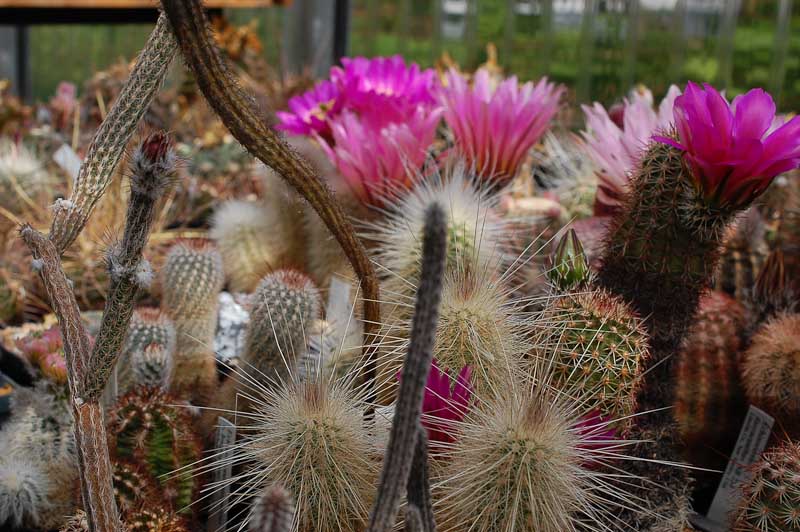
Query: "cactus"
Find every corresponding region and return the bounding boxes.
[130,343,172,389]
[205,270,321,434]
[0,267,24,324]
[740,313,800,434]
[250,484,296,532]
[542,288,648,426]
[714,208,769,302]
[161,239,224,404]
[230,376,379,532]
[61,510,90,532]
[368,204,446,532]
[125,505,189,532]
[112,460,160,515]
[123,308,176,363]
[107,387,202,514]
[0,456,58,530]
[675,291,748,472]
[733,440,800,532]
[0,140,50,215]
[746,249,798,334]
[210,199,295,293]
[434,378,635,532]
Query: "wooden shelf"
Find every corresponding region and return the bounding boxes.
[0,0,285,7]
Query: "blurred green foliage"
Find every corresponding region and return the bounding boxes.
[22,0,800,119]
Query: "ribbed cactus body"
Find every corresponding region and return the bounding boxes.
[122,308,176,389]
[250,484,295,532]
[112,460,159,515]
[714,210,768,303]
[0,457,56,530]
[675,291,747,464]
[108,387,202,514]
[741,313,800,434]
[543,288,648,425]
[125,505,189,532]
[734,440,800,532]
[211,199,294,293]
[161,240,224,404]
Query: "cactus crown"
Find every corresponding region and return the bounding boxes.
[734,441,800,532]
[548,228,590,291]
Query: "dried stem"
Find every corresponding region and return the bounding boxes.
[49,13,176,253]
[158,0,381,372]
[368,204,446,532]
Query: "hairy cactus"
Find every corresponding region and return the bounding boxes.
[161,239,224,404]
[121,308,176,389]
[0,140,50,215]
[434,380,635,532]
[741,313,800,434]
[675,291,748,466]
[541,288,648,426]
[250,484,296,532]
[108,387,202,514]
[0,456,58,530]
[231,377,379,532]
[733,440,800,532]
[210,199,295,293]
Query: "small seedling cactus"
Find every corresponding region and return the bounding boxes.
[734,440,800,532]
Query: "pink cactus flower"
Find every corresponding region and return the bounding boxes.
[276,80,341,137]
[655,82,800,209]
[420,360,473,447]
[440,68,564,187]
[581,85,681,215]
[318,107,442,206]
[40,352,68,384]
[331,55,438,127]
[576,411,617,468]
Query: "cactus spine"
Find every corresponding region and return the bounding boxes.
[161,240,224,404]
[107,387,202,514]
[211,199,295,293]
[734,440,800,532]
[741,313,800,434]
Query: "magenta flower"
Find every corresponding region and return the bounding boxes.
[440,68,564,187]
[276,80,341,137]
[331,55,438,127]
[420,360,473,447]
[318,107,442,206]
[575,411,617,467]
[655,82,800,209]
[581,85,681,215]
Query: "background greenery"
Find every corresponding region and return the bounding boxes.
[22,0,800,118]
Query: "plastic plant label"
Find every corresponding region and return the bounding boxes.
[208,417,236,532]
[702,405,775,531]
[53,144,82,181]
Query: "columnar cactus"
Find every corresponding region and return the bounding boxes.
[734,440,800,532]
[206,270,321,434]
[241,378,380,532]
[161,240,224,404]
[112,460,159,515]
[740,313,800,434]
[107,387,202,514]
[714,208,768,302]
[746,249,797,334]
[210,199,294,293]
[131,343,172,389]
[675,291,748,469]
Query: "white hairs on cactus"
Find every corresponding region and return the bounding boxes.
[194,365,379,532]
[433,374,641,532]
[0,140,50,211]
[211,199,295,293]
[0,456,55,529]
[366,168,507,282]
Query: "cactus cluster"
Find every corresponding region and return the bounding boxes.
[107,387,203,514]
[734,440,800,532]
[161,239,224,404]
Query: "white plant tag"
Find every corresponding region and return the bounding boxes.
[326,277,352,328]
[703,405,775,531]
[53,144,82,181]
[208,417,236,532]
